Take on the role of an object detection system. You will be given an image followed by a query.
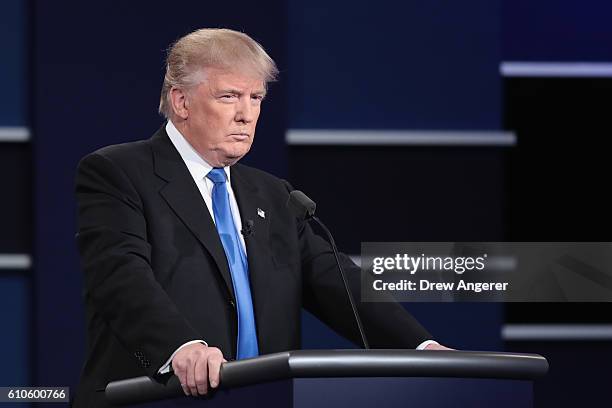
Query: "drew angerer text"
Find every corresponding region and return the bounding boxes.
[372,279,509,293]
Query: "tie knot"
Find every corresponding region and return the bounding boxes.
[207,168,227,185]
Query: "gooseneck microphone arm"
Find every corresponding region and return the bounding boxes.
[287,190,370,349]
[310,215,370,349]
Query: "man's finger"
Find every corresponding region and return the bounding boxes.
[185,357,198,396]
[194,354,209,395]
[172,361,189,396]
[208,355,223,388]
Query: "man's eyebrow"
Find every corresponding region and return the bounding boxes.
[217,88,242,95]
[216,88,267,97]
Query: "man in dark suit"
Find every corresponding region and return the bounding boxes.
[74,28,446,407]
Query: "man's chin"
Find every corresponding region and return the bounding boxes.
[212,145,251,167]
[220,159,239,167]
[220,154,246,167]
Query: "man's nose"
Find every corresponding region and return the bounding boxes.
[235,98,254,124]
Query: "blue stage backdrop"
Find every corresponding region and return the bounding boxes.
[288,0,502,130]
[288,0,504,352]
[502,0,612,61]
[0,0,26,126]
[32,0,509,395]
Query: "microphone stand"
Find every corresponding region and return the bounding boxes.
[308,215,370,349]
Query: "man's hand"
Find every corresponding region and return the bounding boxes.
[424,343,454,351]
[172,343,227,396]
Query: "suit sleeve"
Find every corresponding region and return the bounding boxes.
[283,182,433,349]
[75,152,201,377]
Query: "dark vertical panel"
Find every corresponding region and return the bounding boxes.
[33,0,287,389]
[0,146,32,253]
[504,77,612,242]
[290,146,506,350]
[502,67,612,408]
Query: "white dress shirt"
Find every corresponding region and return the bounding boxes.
[165,120,247,252]
[157,120,435,373]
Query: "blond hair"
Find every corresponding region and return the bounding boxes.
[159,28,278,118]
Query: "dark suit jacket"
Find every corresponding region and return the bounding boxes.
[73,127,432,407]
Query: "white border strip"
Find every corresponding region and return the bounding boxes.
[286,130,516,146]
[501,62,612,78]
[502,324,612,341]
[0,127,30,142]
[0,254,32,269]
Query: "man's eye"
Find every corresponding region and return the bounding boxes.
[251,95,264,101]
[221,94,237,100]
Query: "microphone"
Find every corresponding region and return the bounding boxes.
[287,190,316,219]
[241,220,254,237]
[287,190,370,349]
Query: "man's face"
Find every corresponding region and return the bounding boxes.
[181,68,266,167]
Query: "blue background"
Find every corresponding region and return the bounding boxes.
[1,0,611,407]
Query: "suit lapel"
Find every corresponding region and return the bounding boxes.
[230,165,275,353]
[150,128,235,299]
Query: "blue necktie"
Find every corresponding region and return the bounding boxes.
[206,168,259,359]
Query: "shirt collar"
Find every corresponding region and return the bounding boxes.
[165,120,231,183]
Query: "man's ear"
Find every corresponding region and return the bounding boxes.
[169,87,189,119]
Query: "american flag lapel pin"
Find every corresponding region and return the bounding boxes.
[257,208,265,219]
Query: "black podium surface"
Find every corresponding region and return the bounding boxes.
[106,349,548,407]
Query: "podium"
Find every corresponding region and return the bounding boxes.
[106,349,548,407]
